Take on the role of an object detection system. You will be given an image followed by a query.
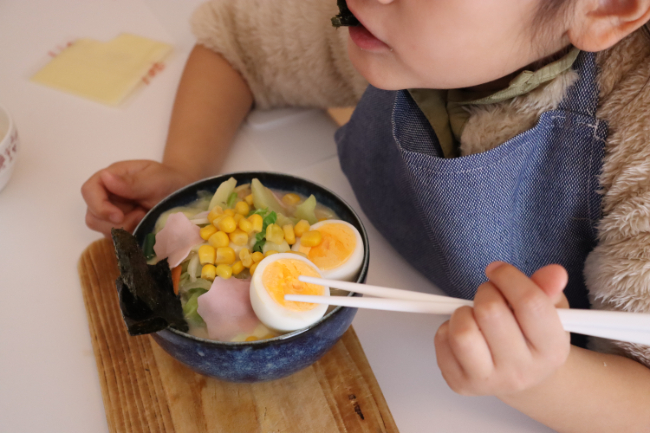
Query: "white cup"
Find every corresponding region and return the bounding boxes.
[0,105,19,192]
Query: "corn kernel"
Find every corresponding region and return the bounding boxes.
[301,230,323,247]
[232,261,245,275]
[217,215,237,233]
[211,214,225,228]
[264,250,279,257]
[245,194,254,206]
[216,264,233,279]
[250,262,259,275]
[252,251,264,263]
[235,201,250,216]
[266,223,285,244]
[240,248,253,267]
[294,219,311,237]
[207,206,223,223]
[201,264,216,281]
[224,209,236,216]
[245,336,259,342]
[238,218,253,234]
[199,225,218,240]
[282,193,301,206]
[208,231,230,248]
[282,224,296,245]
[216,247,236,265]
[248,214,263,233]
[198,245,216,265]
[233,213,244,224]
[229,229,249,246]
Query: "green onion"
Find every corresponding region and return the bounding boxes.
[143,233,156,260]
[227,191,238,208]
[252,211,277,252]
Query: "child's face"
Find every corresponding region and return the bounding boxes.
[346,0,569,90]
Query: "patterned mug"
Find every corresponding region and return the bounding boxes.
[0,105,19,192]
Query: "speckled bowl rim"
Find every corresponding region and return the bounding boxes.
[0,104,14,146]
[133,171,369,347]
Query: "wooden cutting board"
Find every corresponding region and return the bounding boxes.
[78,239,399,433]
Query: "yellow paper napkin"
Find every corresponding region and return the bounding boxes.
[31,33,173,106]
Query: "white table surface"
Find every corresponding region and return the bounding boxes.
[0,1,555,432]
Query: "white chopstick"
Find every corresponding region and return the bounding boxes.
[288,276,650,346]
[300,276,473,305]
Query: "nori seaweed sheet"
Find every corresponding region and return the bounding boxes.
[331,0,359,28]
[111,228,188,336]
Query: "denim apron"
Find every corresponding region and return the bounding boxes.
[336,52,606,346]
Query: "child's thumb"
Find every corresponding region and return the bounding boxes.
[531,264,570,308]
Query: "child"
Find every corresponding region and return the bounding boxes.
[82,1,650,430]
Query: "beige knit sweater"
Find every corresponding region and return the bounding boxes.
[192,0,650,366]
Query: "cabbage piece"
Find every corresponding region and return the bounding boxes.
[183,288,208,327]
[179,277,213,293]
[208,177,237,210]
[155,207,203,234]
[294,195,318,224]
[251,178,285,215]
[262,240,290,254]
[275,212,296,227]
[187,254,200,282]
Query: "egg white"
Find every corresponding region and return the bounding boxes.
[250,253,330,332]
[292,220,364,281]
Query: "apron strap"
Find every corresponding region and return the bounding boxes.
[557,51,599,116]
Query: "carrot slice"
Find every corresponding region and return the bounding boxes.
[171,265,182,295]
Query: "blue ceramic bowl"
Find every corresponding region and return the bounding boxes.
[133,172,369,382]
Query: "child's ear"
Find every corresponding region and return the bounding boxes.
[568,0,650,51]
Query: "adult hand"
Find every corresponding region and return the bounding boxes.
[434,262,570,397]
[81,160,195,237]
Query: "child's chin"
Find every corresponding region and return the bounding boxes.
[347,42,409,91]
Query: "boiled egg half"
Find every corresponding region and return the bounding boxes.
[250,253,330,332]
[292,220,364,281]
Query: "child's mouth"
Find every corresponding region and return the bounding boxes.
[349,24,391,53]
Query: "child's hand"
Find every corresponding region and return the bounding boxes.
[81,160,194,237]
[434,262,570,397]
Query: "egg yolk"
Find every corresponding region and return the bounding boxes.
[262,259,324,311]
[307,223,355,271]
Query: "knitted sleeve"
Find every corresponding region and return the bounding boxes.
[190,0,367,110]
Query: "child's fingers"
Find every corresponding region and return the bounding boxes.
[85,207,147,238]
[85,210,114,237]
[100,170,143,200]
[434,322,472,395]
[121,208,147,232]
[472,281,530,367]
[81,171,125,224]
[485,263,567,355]
[447,306,494,380]
[530,264,570,308]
